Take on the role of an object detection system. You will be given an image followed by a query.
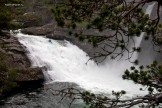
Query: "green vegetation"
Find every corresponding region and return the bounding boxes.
[16,12,41,23]
[0,0,24,91]
[0,8,12,34]
[2,68,20,92]
[52,0,162,107]
[0,0,24,35]
[0,52,21,94]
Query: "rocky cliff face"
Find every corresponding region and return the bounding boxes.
[19,0,55,28]
[0,32,44,95]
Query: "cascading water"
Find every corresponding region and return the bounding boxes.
[14,3,155,97]
[132,3,156,61]
[15,33,142,96]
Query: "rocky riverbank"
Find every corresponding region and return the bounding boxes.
[0,32,44,96]
[0,0,102,96]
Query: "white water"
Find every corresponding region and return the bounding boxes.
[14,3,155,96]
[15,33,143,96]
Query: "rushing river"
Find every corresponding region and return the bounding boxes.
[14,32,146,95]
[0,2,157,108]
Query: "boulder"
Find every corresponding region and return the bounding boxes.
[21,23,55,35]
[15,67,44,82]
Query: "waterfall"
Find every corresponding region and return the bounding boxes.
[131,3,156,61]
[15,33,144,96]
[14,3,156,97]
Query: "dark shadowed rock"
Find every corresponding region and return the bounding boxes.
[16,68,44,82]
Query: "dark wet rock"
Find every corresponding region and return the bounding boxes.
[1,30,11,38]
[0,36,30,68]
[15,68,44,82]
[6,47,25,54]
